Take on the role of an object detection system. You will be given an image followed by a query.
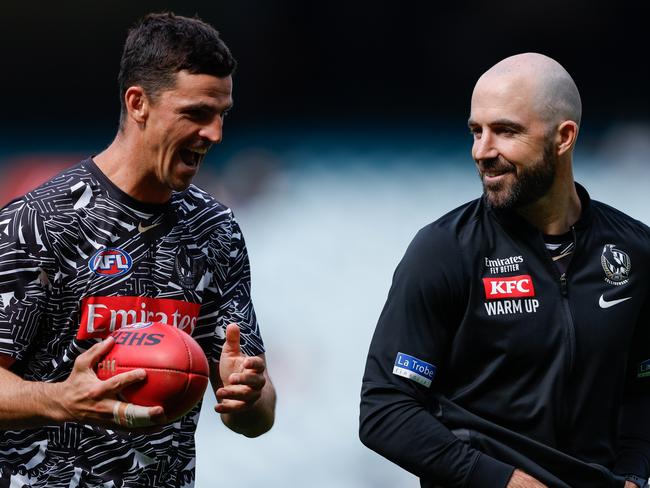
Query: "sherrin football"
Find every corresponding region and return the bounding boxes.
[96,321,210,422]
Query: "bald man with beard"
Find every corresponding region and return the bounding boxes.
[360,53,650,488]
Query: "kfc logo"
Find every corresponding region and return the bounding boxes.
[77,296,200,339]
[483,275,535,299]
[89,248,132,276]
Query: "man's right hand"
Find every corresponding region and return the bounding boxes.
[52,336,166,429]
[507,469,548,488]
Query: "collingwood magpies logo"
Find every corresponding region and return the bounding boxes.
[173,245,206,289]
[601,244,631,286]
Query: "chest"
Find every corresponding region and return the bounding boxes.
[458,234,645,366]
[48,216,229,339]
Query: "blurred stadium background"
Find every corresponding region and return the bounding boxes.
[1,1,648,486]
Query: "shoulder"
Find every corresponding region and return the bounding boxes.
[173,185,233,221]
[397,199,482,286]
[407,198,483,258]
[171,185,244,245]
[590,199,650,242]
[1,159,96,219]
[0,160,93,227]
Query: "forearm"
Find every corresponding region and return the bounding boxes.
[0,366,67,429]
[220,377,276,437]
[360,382,514,488]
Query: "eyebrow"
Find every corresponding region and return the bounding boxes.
[179,101,234,113]
[467,118,527,133]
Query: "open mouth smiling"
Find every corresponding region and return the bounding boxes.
[179,146,209,168]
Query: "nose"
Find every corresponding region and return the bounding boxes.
[472,130,498,162]
[199,116,224,144]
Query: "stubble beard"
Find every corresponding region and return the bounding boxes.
[479,140,557,210]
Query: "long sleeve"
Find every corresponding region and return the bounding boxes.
[359,224,515,487]
[0,199,53,361]
[614,298,650,482]
[195,213,264,362]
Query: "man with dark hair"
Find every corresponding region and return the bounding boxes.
[0,12,275,487]
[117,12,237,131]
[360,53,650,488]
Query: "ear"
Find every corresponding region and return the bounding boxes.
[123,86,150,126]
[556,120,579,156]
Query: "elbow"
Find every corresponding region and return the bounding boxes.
[358,419,374,451]
[358,400,381,452]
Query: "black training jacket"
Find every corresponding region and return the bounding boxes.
[360,184,650,488]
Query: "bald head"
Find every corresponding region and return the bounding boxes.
[476,53,582,128]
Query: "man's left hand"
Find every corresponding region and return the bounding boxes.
[215,323,266,413]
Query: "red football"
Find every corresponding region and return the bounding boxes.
[96,321,210,422]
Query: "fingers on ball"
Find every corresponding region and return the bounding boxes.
[106,369,146,391]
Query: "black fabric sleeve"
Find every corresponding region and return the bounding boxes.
[614,297,650,482]
[209,215,264,359]
[359,224,515,487]
[0,199,53,361]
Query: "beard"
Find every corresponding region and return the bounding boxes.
[478,140,557,210]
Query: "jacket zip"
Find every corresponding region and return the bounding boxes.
[538,226,579,449]
[538,226,578,373]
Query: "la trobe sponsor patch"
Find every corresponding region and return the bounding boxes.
[393,352,436,388]
[638,359,650,378]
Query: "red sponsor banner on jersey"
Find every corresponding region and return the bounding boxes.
[482,275,535,299]
[77,296,201,339]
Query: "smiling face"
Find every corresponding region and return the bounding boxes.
[138,70,233,198]
[468,74,558,209]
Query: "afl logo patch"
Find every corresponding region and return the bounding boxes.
[89,248,133,276]
[601,244,631,286]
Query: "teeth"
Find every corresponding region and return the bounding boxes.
[189,147,209,155]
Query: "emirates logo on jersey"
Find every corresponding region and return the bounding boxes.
[89,248,133,276]
[76,296,201,339]
[482,274,536,299]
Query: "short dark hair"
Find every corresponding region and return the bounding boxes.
[117,12,237,128]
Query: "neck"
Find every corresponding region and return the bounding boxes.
[516,178,581,235]
[93,131,172,204]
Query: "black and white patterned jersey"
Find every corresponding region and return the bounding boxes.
[0,158,264,487]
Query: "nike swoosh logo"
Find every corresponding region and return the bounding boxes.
[598,295,632,309]
[137,222,161,233]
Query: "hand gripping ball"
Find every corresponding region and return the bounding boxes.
[96,321,210,423]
